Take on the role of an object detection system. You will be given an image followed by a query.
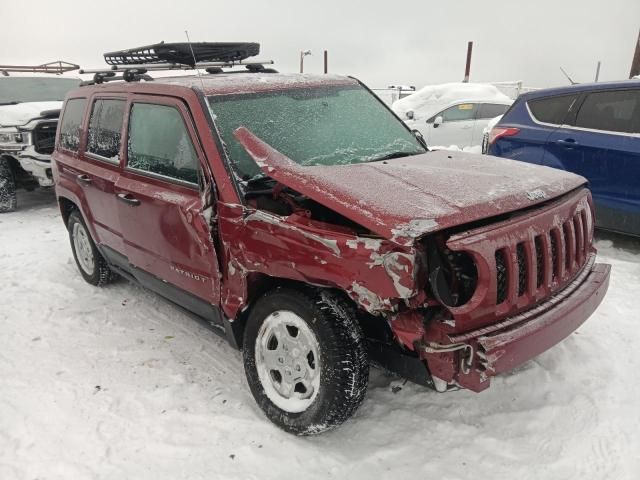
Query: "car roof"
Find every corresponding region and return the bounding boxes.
[70,73,359,97]
[522,79,640,100]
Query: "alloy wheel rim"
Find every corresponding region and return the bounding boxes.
[72,222,95,275]
[255,310,321,413]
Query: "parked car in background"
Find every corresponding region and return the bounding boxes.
[487,80,640,236]
[392,83,512,148]
[52,43,610,434]
[0,72,80,212]
[481,114,504,154]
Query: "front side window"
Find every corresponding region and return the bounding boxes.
[477,103,510,119]
[208,85,425,180]
[87,99,125,160]
[127,103,199,184]
[58,98,86,151]
[528,94,578,125]
[429,103,478,123]
[574,89,639,134]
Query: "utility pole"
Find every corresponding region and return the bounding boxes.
[323,50,328,74]
[630,29,640,78]
[299,50,312,74]
[463,41,473,82]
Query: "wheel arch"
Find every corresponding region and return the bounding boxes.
[227,272,383,350]
[58,195,79,227]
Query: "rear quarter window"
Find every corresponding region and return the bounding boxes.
[58,98,86,151]
[574,89,640,134]
[528,94,578,125]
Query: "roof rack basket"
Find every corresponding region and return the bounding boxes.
[104,42,260,67]
[0,61,79,75]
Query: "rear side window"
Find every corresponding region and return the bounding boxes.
[127,103,199,185]
[58,98,86,151]
[477,103,510,119]
[574,89,639,133]
[87,99,126,161]
[433,103,477,122]
[528,94,578,125]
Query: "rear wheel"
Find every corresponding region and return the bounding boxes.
[0,160,17,213]
[243,288,368,435]
[67,210,114,286]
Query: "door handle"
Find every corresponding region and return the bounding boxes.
[555,138,578,148]
[116,193,141,206]
[76,174,92,186]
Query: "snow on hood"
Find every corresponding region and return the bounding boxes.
[391,82,512,120]
[0,101,62,127]
[234,127,587,245]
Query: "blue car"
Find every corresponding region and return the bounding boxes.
[487,80,640,236]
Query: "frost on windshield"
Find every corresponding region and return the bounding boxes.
[0,77,80,104]
[208,85,425,180]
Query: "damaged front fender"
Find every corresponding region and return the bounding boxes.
[216,202,424,319]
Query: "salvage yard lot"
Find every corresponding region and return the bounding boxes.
[1,190,640,480]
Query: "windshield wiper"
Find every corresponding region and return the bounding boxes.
[0,101,21,106]
[367,151,421,163]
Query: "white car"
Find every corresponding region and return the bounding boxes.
[392,83,513,149]
[0,73,80,212]
[481,114,504,154]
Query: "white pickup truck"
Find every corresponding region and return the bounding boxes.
[0,73,79,212]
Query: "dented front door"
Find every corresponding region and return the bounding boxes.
[115,96,220,304]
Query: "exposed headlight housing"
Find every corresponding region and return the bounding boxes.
[0,128,30,151]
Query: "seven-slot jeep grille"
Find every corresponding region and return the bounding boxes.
[445,188,595,329]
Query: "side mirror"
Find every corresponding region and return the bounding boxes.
[433,115,444,128]
[406,110,414,120]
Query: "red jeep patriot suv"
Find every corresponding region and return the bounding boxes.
[52,43,610,434]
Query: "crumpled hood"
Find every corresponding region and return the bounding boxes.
[0,101,62,127]
[234,128,587,244]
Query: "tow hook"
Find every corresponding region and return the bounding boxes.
[420,341,475,375]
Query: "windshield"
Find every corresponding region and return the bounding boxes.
[208,84,425,180]
[0,77,80,104]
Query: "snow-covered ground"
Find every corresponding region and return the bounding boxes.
[1,190,640,480]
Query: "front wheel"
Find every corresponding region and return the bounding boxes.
[243,288,369,435]
[0,160,17,213]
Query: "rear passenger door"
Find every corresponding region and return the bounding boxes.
[115,96,220,307]
[545,88,640,231]
[57,96,127,253]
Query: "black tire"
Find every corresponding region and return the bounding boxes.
[243,287,368,435]
[67,210,115,286]
[0,159,18,213]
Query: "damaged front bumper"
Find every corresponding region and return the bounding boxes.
[16,149,54,187]
[419,258,611,392]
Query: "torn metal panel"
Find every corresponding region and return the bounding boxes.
[216,202,421,318]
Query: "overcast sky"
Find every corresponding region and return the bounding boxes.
[3,0,639,89]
